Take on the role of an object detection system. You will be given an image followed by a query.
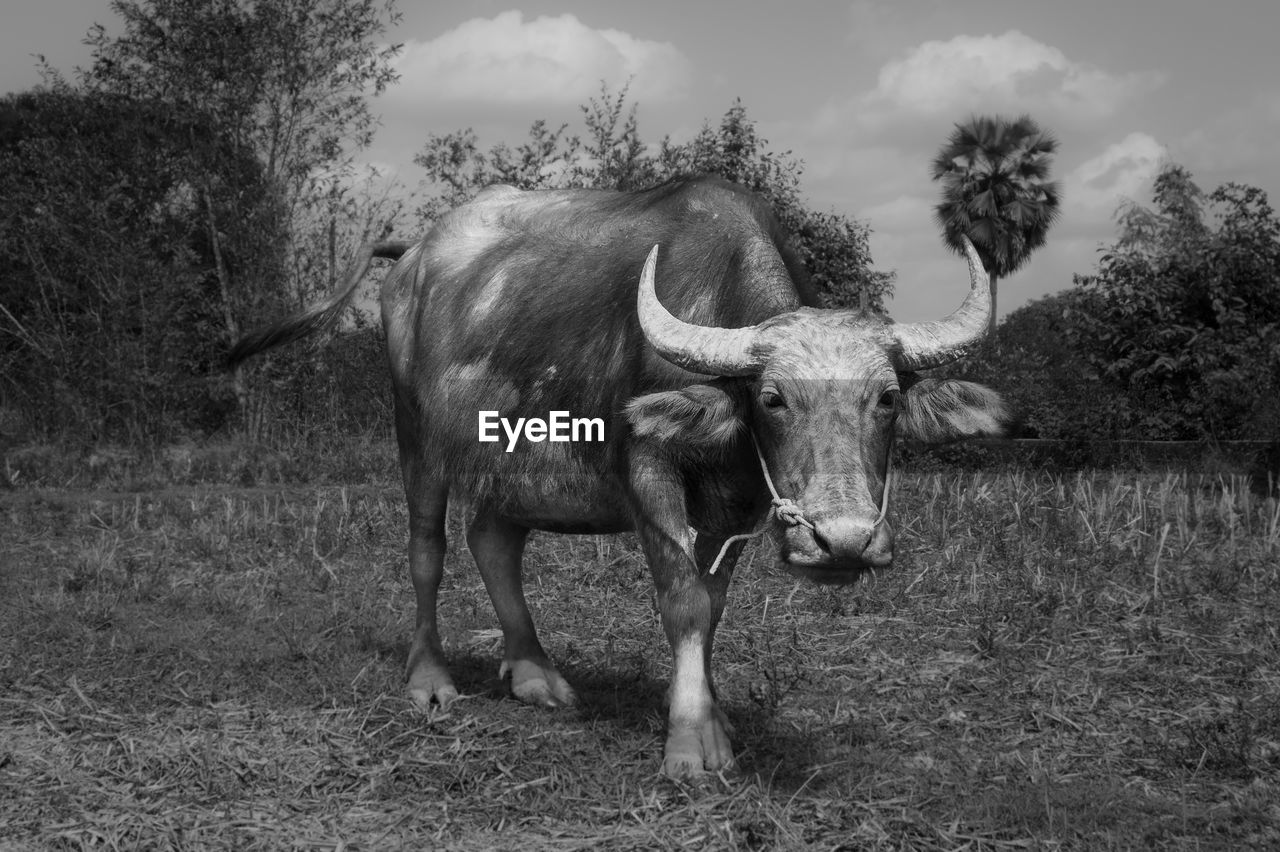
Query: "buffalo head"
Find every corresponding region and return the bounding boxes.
[627,239,1008,583]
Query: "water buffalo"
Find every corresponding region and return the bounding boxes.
[228,175,1009,776]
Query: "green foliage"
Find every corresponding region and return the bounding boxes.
[82,0,402,201]
[660,100,895,311]
[942,163,1280,445]
[415,88,893,312]
[81,0,405,304]
[415,121,579,219]
[1072,164,1280,440]
[0,89,243,441]
[0,0,404,444]
[81,0,404,437]
[942,289,1129,440]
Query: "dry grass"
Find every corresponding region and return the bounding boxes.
[2,466,1278,850]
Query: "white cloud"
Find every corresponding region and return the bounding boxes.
[391,11,691,106]
[866,30,1164,123]
[1065,132,1166,214]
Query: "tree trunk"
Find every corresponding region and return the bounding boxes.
[988,271,999,343]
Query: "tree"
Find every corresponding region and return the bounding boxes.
[415,83,654,219]
[575,83,660,192]
[1071,163,1280,440]
[82,0,401,220]
[0,89,251,441]
[657,100,895,312]
[930,114,1061,337]
[79,0,403,431]
[414,90,894,312]
[938,289,1126,440]
[415,121,581,221]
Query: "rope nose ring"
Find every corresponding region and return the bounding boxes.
[707,433,894,574]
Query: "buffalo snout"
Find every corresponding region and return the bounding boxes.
[782,514,894,580]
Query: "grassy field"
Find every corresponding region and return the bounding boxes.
[2,455,1278,850]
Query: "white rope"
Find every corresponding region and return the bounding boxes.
[707,432,894,575]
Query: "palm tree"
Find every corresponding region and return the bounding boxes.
[930,114,1061,340]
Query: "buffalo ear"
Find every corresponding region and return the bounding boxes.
[625,382,743,449]
[897,378,1010,443]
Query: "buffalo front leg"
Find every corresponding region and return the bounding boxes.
[466,510,576,708]
[639,523,738,777]
[628,439,741,777]
[695,532,743,715]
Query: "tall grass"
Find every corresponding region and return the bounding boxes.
[2,469,1277,849]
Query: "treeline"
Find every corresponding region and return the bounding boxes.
[413,87,895,315]
[948,163,1280,442]
[1,0,404,445]
[2,1,1278,450]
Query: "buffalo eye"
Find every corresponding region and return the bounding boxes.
[877,388,900,410]
[760,388,787,410]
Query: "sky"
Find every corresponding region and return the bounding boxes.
[4,0,1279,322]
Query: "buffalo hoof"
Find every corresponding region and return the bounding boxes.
[662,707,736,778]
[500,658,577,709]
[407,663,460,709]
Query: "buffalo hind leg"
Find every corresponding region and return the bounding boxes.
[467,510,576,708]
[403,481,457,708]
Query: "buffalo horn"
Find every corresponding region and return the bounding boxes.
[893,236,992,370]
[636,245,760,376]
